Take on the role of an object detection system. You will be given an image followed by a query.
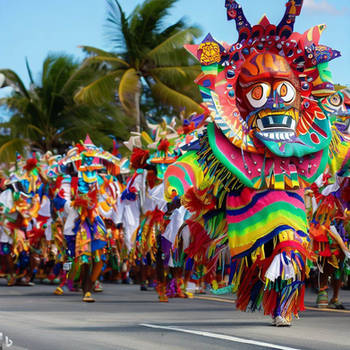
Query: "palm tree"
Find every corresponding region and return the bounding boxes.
[75,0,203,132]
[0,54,131,162]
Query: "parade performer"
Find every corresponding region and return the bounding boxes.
[51,136,120,302]
[118,122,178,297]
[164,0,343,326]
[308,88,350,309]
[0,155,45,286]
[0,174,21,286]
[161,113,210,298]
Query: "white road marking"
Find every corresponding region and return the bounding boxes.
[140,323,302,350]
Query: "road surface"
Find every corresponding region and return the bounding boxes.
[0,281,349,350]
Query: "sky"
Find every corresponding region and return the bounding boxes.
[0,0,349,101]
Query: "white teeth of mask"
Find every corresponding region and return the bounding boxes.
[290,119,296,130]
[257,119,264,130]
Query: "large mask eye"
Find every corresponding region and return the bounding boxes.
[329,93,342,107]
[276,81,296,104]
[246,83,270,108]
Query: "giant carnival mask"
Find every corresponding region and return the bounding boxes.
[322,88,350,132]
[185,0,341,190]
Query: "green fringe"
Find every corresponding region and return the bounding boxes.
[197,132,243,197]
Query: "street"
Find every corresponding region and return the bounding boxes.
[0,282,349,350]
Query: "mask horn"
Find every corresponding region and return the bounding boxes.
[277,0,304,38]
[225,0,251,42]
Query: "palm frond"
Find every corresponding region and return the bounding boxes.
[41,55,56,86]
[147,27,201,65]
[74,70,124,105]
[130,0,179,44]
[105,0,130,51]
[27,124,45,136]
[25,57,35,85]
[159,19,187,39]
[0,69,30,98]
[60,55,127,96]
[150,77,203,115]
[149,47,198,67]
[79,45,117,57]
[82,55,129,69]
[118,68,140,113]
[150,65,201,86]
[0,137,28,163]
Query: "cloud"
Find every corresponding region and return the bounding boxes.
[303,0,347,15]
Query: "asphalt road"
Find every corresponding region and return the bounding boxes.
[0,281,349,350]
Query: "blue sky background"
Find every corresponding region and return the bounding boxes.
[0,0,349,99]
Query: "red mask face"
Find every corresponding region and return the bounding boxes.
[236,52,301,142]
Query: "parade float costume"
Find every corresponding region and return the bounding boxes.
[117,147,150,253]
[307,89,350,308]
[0,155,50,285]
[98,174,127,282]
[0,179,25,286]
[309,88,350,267]
[22,157,53,265]
[164,0,343,324]
[120,121,183,299]
[159,114,211,297]
[51,136,120,301]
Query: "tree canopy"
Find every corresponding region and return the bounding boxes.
[75,0,203,131]
[0,54,131,162]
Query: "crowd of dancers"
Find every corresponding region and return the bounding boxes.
[0,88,349,312]
[1,0,350,329]
[0,116,211,303]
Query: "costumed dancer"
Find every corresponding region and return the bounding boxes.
[308,88,350,308]
[165,0,343,326]
[51,136,120,302]
[98,171,125,288]
[24,154,54,284]
[0,155,42,286]
[0,172,20,286]
[117,145,151,290]
[161,112,210,298]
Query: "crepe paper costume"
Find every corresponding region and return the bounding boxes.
[49,136,121,300]
[145,127,190,301]
[0,186,23,285]
[0,154,51,285]
[306,89,350,308]
[120,121,180,253]
[117,168,148,252]
[161,206,190,267]
[174,109,210,152]
[309,174,350,264]
[307,173,350,309]
[164,0,344,324]
[98,175,128,278]
[51,136,121,258]
[117,148,157,293]
[121,122,181,300]
[309,88,350,265]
